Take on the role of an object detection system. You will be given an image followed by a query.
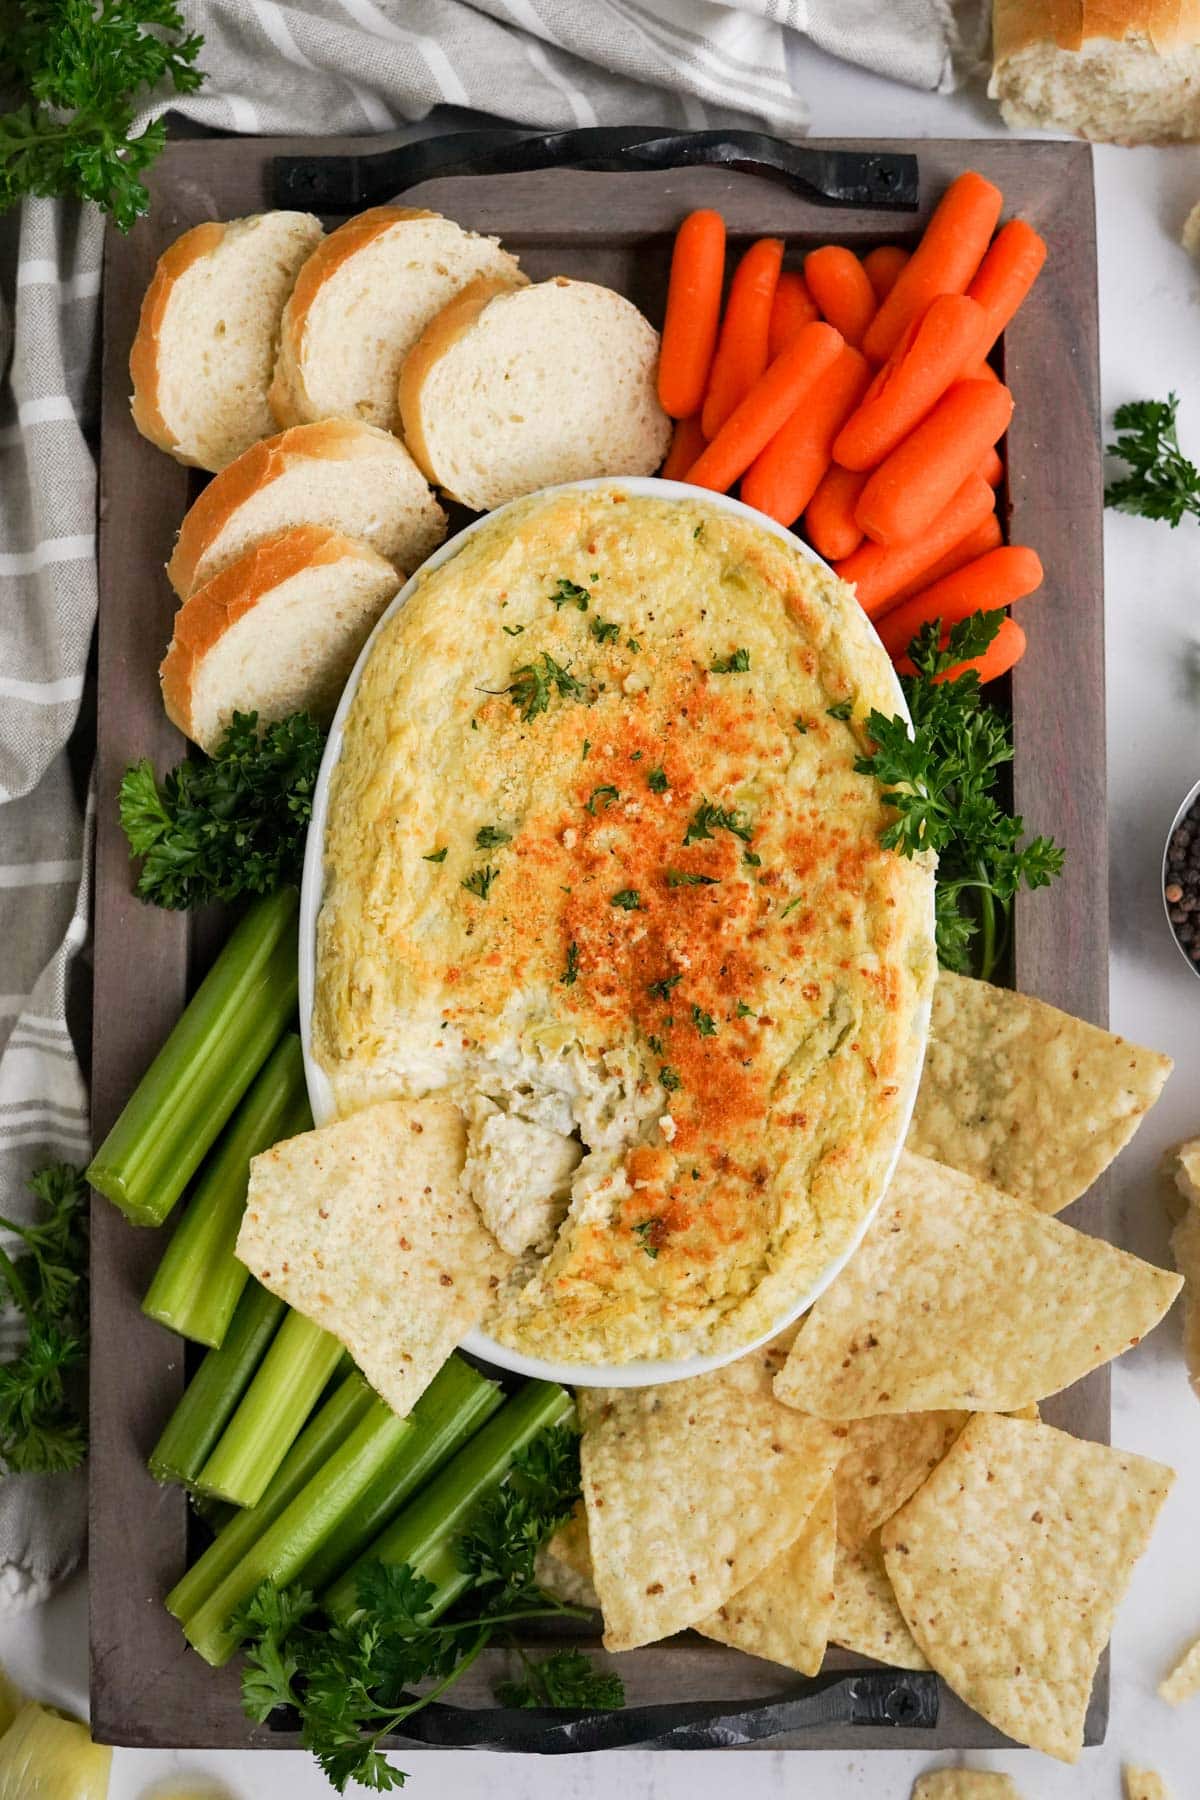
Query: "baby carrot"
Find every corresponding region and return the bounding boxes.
[701,237,784,438]
[878,546,1044,659]
[968,218,1047,353]
[661,413,707,481]
[979,445,1003,487]
[888,513,1003,604]
[834,472,995,618]
[856,378,1014,546]
[833,294,991,471]
[966,359,1000,383]
[862,171,1003,364]
[768,270,819,359]
[804,246,877,348]
[900,615,1027,684]
[804,463,869,561]
[686,321,844,495]
[658,209,727,419]
[862,245,910,301]
[740,345,870,524]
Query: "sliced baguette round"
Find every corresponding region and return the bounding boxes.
[130,212,324,471]
[269,207,524,435]
[166,419,446,599]
[990,0,1200,141]
[161,525,401,751]
[399,275,672,512]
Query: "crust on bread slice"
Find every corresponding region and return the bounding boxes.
[269,206,524,434]
[160,523,401,750]
[130,212,323,471]
[398,275,672,511]
[166,419,446,598]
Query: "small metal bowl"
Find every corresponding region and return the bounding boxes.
[1163,774,1200,980]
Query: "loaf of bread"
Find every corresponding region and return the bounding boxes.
[166,419,446,599]
[399,275,672,511]
[161,525,401,750]
[269,207,524,435]
[991,0,1200,141]
[130,212,323,471]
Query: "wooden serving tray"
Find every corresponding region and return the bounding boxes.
[90,136,1106,1752]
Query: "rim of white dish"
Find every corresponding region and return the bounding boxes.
[299,476,933,1389]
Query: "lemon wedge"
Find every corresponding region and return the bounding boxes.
[0,1703,111,1798]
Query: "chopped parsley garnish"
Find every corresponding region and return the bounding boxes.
[582,739,591,760]
[827,699,854,721]
[630,751,643,762]
[422,847,447,863]
[659,1065,682,1091]
[646,1034,664,1056]
[794,717,809,733]
[590,617,620,645]
[475,825,511,849]
[632,1220,659,1259]
[693,524,704,539]
[506,653,585,722]
[710,647,750,674]
[627,636,641,652]
[742,849,762,868]
[585,784,619,814]
[736,1000,756,1018]
[647,767,668,794]
[781,895,803,918]
[502,624,525,636]
[551,577,590,611]
[610,888,641,910]
[647,973,682,1000]
[666,869,718,887]
[561,941,580,986]
[462,866,498,900]
[691,1005,717,1037]
[684,799,752,846]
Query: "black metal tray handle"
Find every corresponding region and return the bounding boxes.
[270,1669,937,1753]
[273,127,919,214]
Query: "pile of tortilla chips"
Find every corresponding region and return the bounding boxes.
[559,973,1181,1764]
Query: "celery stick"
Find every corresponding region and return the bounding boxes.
[324,1379,574,1626]
[148,1281,285,1486]
[185,1398,413,1665]
[142,1033,311,1346]
[88,888,299,1227]
[195,1310,346,1506]
[167,1368,376,1623]
[296,1354,503,1593]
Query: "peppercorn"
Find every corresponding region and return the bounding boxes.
[1165,793,1200,965]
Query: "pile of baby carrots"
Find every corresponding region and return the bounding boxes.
[656,171,1047,684]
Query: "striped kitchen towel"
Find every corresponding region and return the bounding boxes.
[0,0,985,1597]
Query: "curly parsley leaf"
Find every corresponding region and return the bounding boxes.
[857,611,1064,979]
[119,710,324,910]
[496,1648,625,1711]
[462,866,498,901]
[1104,393,1200,527]
[709,647,750,674]
[0,1162,88,1475]
[551,577,590,611]
[683,799,752,846]
[506,654,586,722]
[0,0,205,230]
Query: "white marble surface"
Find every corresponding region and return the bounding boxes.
[8,46,1200,1800]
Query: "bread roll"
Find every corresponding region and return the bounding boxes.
[991,0,1200,142]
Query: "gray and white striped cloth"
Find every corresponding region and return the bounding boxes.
[0,0,985,1602]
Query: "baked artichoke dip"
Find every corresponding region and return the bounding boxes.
[313,487,935,1365]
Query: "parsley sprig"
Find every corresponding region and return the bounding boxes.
[1104,393,1200,527]
[0,0,205,230]
[505,654,585,722]
[857,612,1064,979]
[119,711,324,909]
[0,1163,88,1474]
[234,1426,621,1793]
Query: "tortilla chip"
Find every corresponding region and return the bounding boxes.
[775,1152,1181,1418]
[238,1098,510,1417]
[696,1484,836,1675]
[1159,1630,1200,1705]
[829,1533,928,1669]
[1124,1770,1171,1800]
[578,1344,842,1651]
[908,972,1172,1214]
[882,1414,1173,1762]
[833,1413,968,1549]
[1166,1141,1200,1400]
[912,1775,1022,1799]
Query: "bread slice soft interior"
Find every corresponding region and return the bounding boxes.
[161,524,401,751]
[167,419,446,598]
[130,212,323,471]
[990,0,1200,141]
[269,207,524,435]
[399,275,673,512]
